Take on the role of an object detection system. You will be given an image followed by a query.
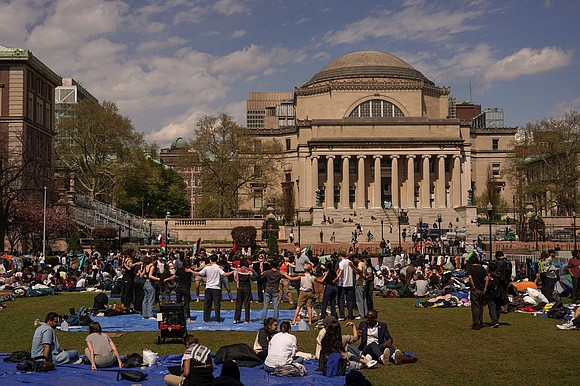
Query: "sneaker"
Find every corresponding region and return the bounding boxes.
[233,320,239,324]
[380,348,390,365]
[556,321,574,330]
[392,349,403,365]
[72,358,83,365]
[491,323,500,328]
[366,359,378,368]
[355,316,363,320]
[148,317,157,320]
[364,354,372,363]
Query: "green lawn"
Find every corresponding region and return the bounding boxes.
[1,290,578,385]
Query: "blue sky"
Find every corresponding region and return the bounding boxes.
[1,0,578,147]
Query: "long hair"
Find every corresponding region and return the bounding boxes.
[88,321,103,334]
[321,321,343,356]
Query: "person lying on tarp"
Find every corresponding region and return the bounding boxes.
[164,334,214,386]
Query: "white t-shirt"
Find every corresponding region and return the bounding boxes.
[199,264,225,289]
[338,258,354,287]
[366,325,379,345]
[264,332,297,367]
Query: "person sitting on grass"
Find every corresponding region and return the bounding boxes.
[318,320,377,374]
[354,309,402,365]
[556,307,580,330]
[31,312,80,367]
[283,263,316,325]
[164,334,214,386]
[84,321,123,370]
[253,317,278,361]
[263,321,303,372]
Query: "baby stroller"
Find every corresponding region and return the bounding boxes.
[157,303,187,344]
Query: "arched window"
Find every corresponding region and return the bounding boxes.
[348,99,404,118]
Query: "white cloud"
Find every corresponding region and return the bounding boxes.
[212,0,249,16]
[0,0,48,46]
[146,109,208,146]
[136,36,188,53]
[231,29,247,39]
[483,47,573,82]
[296,17,309,25]
[550,97,580,118]
[209,44,306,75]
[323,2,484,45]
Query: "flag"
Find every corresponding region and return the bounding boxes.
[160,235,165,255]
[232,242,237,252]
[302,245,311,255]
[192,237,202,255]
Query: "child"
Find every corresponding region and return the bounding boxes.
[284,263,316,324]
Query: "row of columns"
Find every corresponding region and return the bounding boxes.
[299,153,464,210]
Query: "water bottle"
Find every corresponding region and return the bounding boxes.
[61,320,69,332]
[298,319,307,331]
[415,298,420,308]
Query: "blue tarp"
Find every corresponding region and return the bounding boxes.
[0,354,345,386]
[60,309,311,332]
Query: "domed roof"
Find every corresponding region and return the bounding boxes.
[171,137,188,149]
[302,51,432,87]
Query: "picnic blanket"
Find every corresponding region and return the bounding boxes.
[0,354,343,386]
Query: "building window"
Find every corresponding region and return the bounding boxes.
[492,139,499,151]
[492,163,500,178]
[285,138,291,150]
[253,190,264,208]
[348,99,404,118]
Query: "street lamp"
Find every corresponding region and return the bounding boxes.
[437,212,442,254]
[534,215,539,251]
[418,216,423,255]
[397,210,402,249]
[148,220,152,245]
[165,211,170,250]
[572,212,576,251]
[487,202,493,258]
[128,219,131,242]
[42,186,47,260]
[296,210,301,248]
[381,220,384,240]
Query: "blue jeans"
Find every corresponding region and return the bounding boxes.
[338,286,354,319]
[221,277,233,300]
[320,284,338,319]
[142,281,156,318]
[261,291,280,322]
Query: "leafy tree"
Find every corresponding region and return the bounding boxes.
[231,226,257,250]
[115,157,189,218]
[508,111,580,216]
[267,233,279,257]
[475,165,510,219]
[56,99,145,203]
[92,227,118,254]
[188,113,282,217]
[67,227,82,253]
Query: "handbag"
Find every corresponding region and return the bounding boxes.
[117,370,148,382]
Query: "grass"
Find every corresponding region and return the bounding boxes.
[0,289,578,386]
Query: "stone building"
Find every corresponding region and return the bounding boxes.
[249,51,516,230]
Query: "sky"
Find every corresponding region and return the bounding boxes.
[1,0,579,148]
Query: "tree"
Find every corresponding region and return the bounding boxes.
[56,99,145,203]
[188,113,282,217]
[115,157,189,218]
[507,111,580,216]
[475,165,510,218]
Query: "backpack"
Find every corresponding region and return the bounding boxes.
[214,343,263,367]
[324,352,348,377]
[117,370,148,382]
[122,353,144,368]
[272,363,307,377]
[66,306,93,326]
[3,351,31,363]
[93,292,109,311]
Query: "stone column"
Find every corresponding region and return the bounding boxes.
[437,155,446,208]
[304,155,311,207]
[357,155,366,209]
[391,155,399,209]
[452,155,461,207]
[407,155,415,208]
[463,154,471,207]
[298,155,306,208]
[421,155,430,208]
[326,156,335,209]
[311,156,319,206]
[373,155,382,209]
[341,155,350,209]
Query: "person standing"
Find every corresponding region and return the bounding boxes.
[142,255,160,319]
[485,261,505,328]
[31,312,79,367]
[352,255,367,319]
[293,247,310,297]
[336,252,355,321]
[468,255,488,330]
[165,258,196,323]
[233,259,256,324]
[218,254,234,302]
[320,230,324,243]
[194,254,235,323]
[260,260,283,323]
[121,252,142,309]
[568,250,580,301]
[279,254,294,305]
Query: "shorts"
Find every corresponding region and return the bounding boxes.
[297,290,313,308]
[195,276,206,283]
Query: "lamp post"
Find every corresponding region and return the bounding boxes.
[397,210,402,249]
[148,220,152,245]
[437,212,442,254]
[534,215,539,251]
[572,212,576,251]
[418,216,423,255]
[128,219,131,242]
[42,186,47,260]
[296,210,301,248]
[381,219,384,241]
[165,211,170,249]
[487,202,493,258]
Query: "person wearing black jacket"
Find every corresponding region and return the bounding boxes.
[468,255,488,330]
[356,309,402,365]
